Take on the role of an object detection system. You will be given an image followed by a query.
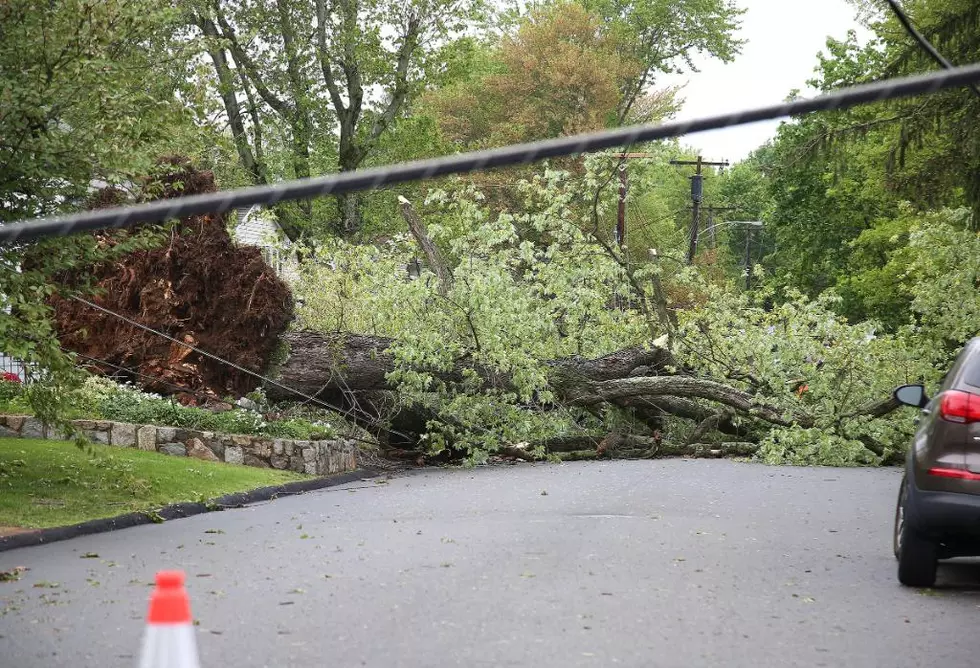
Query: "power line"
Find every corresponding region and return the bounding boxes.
[71,349,382,446]
[2,63,980,244]
[73,350,221,402]
[884,0,980,99]
[68,295,410,440]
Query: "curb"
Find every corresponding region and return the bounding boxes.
[0,468,384,553]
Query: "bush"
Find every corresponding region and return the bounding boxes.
[0,375,22,403]
[94,386,337,439]
[14,376,342,440]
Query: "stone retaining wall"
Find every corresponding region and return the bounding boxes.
[0,415,357,475]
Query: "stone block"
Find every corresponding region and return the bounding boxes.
[231,435,252,447]
[136,425,157,452]
[272,439,285,456]
[156,427,177,443]
[4,415,26,432]
[22,417,45,439]
[205,440,224,460]
[270,455,289,470]
[224,446,244,465]
[110,422,137,447]
[304,461,318,475]
[281,440,296,457]
[301,446,316,463]
[288,456,305,473]
[73,419,99,430]
[0,426,18,438]
[160,442,187,457]
[47,427,69,442]
[187,438,219,462]
[85,429,110,445]
[250,440,272,459]
[244,454,270,469]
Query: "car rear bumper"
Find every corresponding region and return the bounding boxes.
[905,471,980,538]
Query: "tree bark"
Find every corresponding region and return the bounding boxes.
[266,332,672,399]
[399,196,452,294]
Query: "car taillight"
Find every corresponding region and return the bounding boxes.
[939,390,980,423]
[928,467,980,481]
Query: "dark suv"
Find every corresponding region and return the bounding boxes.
[893,337,980,587]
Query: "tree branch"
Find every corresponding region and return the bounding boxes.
[398,196,452,295]
[566,375,813,428]
[209,1,292,118]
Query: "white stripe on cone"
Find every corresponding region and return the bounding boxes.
[138,624,201,668]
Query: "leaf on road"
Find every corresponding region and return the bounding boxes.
[80,552,99,559]
[204,529,225,535]
[0,567,28,583]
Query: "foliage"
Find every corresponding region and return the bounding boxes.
[583,0,744,122]
[0,0,205,223]
[0,375,344,441]
[902,208,980,358]
[294,166,945,465]
[674,278,937,464]
[0,437,303,529]
[298,168,653,461]
[75,377,339,440]
[0,2,214,438]
[429,3,647,147]
[183,0,484,237]
[0,377,22,403]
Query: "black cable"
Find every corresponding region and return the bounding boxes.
[73,351,219,402]
[884,0,980,98]
[2,63,980,243]
[68,295,413,441]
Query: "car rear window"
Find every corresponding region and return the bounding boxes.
[963,351,980,389]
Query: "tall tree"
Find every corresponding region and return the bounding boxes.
[429,3,663,148]
[184,0,481,239]
[575,0,744,123]
[0,0,199,221]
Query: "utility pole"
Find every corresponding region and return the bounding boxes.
[617,164,627,248]
[744,225,753,291]
[607,152,657,249]
[670,156,729,264]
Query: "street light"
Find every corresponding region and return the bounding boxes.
[720,221,765,291]
[701,219,762,237]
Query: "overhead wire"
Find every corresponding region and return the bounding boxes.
[883,0,980,99]
[1,63,980,243]
[67,294,414,442]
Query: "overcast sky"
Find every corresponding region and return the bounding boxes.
[659,0,873,163]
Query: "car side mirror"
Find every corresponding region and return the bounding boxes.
[894,384,929,409]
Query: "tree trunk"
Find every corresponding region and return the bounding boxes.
[339,191,362,236]
[267,332,671,398]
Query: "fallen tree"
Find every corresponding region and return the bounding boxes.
[262,330,899,456]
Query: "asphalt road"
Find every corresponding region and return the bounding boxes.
[1,460,979,668]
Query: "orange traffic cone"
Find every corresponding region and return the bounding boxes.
[138,571,201,668]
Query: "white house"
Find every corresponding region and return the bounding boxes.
[231,205,300,283]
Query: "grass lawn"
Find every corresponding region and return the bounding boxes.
[0,438,307,529]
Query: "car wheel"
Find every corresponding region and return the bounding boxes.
[895,477,938,587]
[893,477,905,560]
